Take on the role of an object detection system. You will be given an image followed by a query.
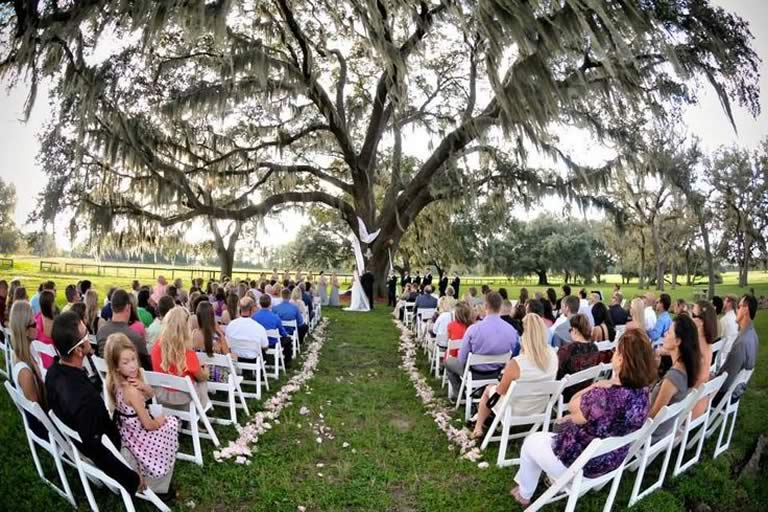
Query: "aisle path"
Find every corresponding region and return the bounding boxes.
[178,308,515,512]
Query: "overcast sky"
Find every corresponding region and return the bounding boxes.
[1,0,766,250]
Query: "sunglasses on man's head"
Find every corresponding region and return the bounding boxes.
[67,333,90,355]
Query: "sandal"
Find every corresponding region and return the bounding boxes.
[470,429,484,440]
[510,487,531,507]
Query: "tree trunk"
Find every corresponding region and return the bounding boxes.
[536,270,548,285]
[651,221,664,291]
[217,247,235,279]
[209,218,243,280]
[670,259,677,290]
[699,217,716,299]
[639,233,647,289]
[740,239,751,287]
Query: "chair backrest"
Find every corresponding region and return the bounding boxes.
[720,368,754,403]
[562,364,603,390]
[435,332,448,345]
[196,352,237,379]
[48,409,84,444]
[615,324,626,339]
[595,340,615,352]
[4,379,72,455]
[227,337,265,359]
[465,352,510,369]
[265,328,280,340]
[32,340,57,360]
[283,320,298,329]
[417,308,436,320]
[91,355,108,378]
[503,379,566,428]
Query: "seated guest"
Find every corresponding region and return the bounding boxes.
[46,312,141,496]
[300,283,314,321]
[712,295,724,316]
[691,300,718,417]
[431,296,454,340]
[501,300,524,337]
[192,301,230,355]
[643,292,658,332]
[546,288,558,313]
[61,284,80,313]
[97,289,151,370]
[518,288,529,305]
[446,301,474,359]
[527,299,554,346]
[10,300,48,437]
[151,276,168,307]
[557,314,601,401]
[624,298,646,333]
[674,298,689,315]
[136,289,154,328]
[212,289,226,321]
[511,329,655,506]
[290,286,309,320]
[555,285,571,315]
[577,289,595,327]
[84,290,104,335]
[649,314,700,440]
[220,293,240,326]
[541,300,556,328]
[647,293,672,345]
[151,307,209,408]
[719,294,739,361]
[127,294,147,339]
[714,294,758,407]
[35,290,58,368]
[252,294,292,365]
[274,288,308,344]
[471,313,558,438]
[591,302,615,342]
[147,296,175,351]
[226,297,269,371]
[445,293,519,400]
[105,334,178,496]
[551,295,581,347]
[101,287,116,320]
[415,285,438,321]
[608,293,629,326]
[187,293,209,332]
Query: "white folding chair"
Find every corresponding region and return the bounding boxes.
[403,303,415,328]
[595,340,615,352]
[32,340,58,380]
[454,352,511,422]
[673,373,727,476]
[441,339,463,389]
[627,390,699,506]
[481,379,566,467]
[525,421,656,512]
[196,353,250,425]
[556,364,609,419]
[705,368,754,458]
[4,379,77,507]
[1,326,13,379]
[282,319,300,357]
[230,345,270,400]
[48,410,170,512]
[144,371,220,466]
[430,333,448,378]
[263,328,286,380]
[709,338,724,373]
[416,308,436,343]
[614,324,626,340]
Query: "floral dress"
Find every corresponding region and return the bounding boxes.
[553,385,649,478]
[115,387,179,479]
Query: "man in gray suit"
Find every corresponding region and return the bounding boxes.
[551,295,581,347]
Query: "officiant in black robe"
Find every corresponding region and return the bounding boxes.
[361,271,375,310]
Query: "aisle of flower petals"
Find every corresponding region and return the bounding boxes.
[394,319,485,465]
[215,318,330,463]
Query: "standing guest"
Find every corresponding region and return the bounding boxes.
[451,272,461,299]
[551,295,580,347]
[446,301,474,358]
[97,289,150,370]
[422,268,433,290]
[46,312,141,496]
[329,273,341,307]
[387,273,398,307]
[608,293,629,326]
[0,279,8,326]
[624,298,646,333]
[252,294,292,365]
[647,293,672,345]
[719,294,739,361]
[510,329,655,507]
[270,268,279,284]
[275,288,308,344]
[147,296,175,351]
[225,297,269,371]
[105,334,178,496]
[136,289,154,328]
[690,300,718,417]
[648,314,700,440]
[29,282,42,317]
[318,271,329,306]
[220,292,240,326]
[84,290,104,335]
[413,271,422,291]
[471,313,558,439]
[438,272,449,298]
[192,302,230,356]
[445,293,519,400]
[151,308,209,408]
[10,300,48,437]
[35,290,57,368]
[557,314,601,401]
[401,271,411,290]
[714,295,758,406]
[591,302,616,342]
[643,292,658,332]
[61,284,80,313]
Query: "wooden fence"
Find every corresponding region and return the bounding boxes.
[0,258,12,269]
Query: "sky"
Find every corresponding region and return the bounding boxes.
[1,0,766,251]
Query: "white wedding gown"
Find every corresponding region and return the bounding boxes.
[344,273,370,312]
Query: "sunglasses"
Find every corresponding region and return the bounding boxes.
[67,332,90,355]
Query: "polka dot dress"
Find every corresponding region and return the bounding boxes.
[116,388,179,479]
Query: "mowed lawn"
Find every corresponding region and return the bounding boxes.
[0,262,766,511]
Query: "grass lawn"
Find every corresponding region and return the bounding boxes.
[0,264,766,511]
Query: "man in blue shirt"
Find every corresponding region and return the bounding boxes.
[252,294,292,365]
[648,293,672,345]
[299,283,314,322]
[273,288,308,344]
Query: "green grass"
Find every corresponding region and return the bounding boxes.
[0,264,767,511]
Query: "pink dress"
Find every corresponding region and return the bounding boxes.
[129,321,146,338]
[34,313,55,368]
[115,388,179,479]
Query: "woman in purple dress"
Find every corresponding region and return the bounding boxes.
[511,329,656,506]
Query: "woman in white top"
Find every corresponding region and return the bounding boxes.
[431,296,454,341]
[471,313,558,439]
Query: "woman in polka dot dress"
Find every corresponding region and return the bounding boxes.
[105,333,179,489]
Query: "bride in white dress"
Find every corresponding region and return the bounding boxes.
[344,270,370,312]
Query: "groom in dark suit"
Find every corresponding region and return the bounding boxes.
[361,271,375,310]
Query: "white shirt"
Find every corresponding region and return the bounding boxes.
[225,316,269,359]
[271,296,283,307]
[432,312,452,337]
[549,314,568,335]
[578,300,594,327]
[719,310,739,360]
[644,306,657,332]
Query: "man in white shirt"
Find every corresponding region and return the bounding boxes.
[225,297,269,361]
[643,292,657,332]
[719,294,739,360]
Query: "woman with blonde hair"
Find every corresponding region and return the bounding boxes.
[291,286,308,318]
[84,289,104,334]
[471,313,558,439]
[106,333,178,494]
[150,307,210,408]
[431,296,454,339]
[624,297,646,332]
[9,300,48,437]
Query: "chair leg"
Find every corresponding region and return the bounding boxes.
[464,385,472,422]
[76,457,101,512]
[602,468,625,512]
[190,408,203,466]
[51,446,77,507]
[497,419,511,467]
